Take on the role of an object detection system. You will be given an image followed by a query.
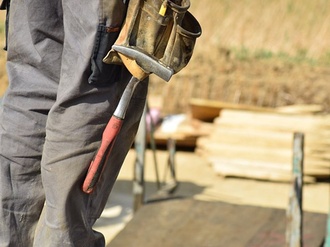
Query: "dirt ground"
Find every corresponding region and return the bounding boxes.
[148,53,330,115]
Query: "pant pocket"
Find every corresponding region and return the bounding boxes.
[88,24,123,86]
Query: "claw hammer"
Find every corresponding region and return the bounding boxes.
[82,44,173,194]
[82,76,141,194]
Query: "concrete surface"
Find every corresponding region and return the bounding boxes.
[94,148,330,246]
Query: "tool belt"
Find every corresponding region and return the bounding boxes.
[103,0,201,81]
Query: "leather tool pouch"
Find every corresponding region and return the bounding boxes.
[0,0,10,51]
[103,0,201,81]
[160,9,201,74]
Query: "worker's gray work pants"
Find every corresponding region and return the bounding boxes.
[0,0,148,246]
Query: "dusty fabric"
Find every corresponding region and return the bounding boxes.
[0,0,148,246]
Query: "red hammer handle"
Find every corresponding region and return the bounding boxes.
[82,116,123,194]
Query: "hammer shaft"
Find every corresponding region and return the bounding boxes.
[82,76,141,194]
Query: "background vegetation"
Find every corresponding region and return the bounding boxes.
[191,0,330,63]
[149,0,330,114]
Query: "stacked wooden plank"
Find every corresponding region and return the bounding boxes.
[196,107,330,182]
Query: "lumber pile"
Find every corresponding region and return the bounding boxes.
[196,106,330,182]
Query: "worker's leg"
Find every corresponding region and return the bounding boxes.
[0,0,63,246]
[33,0,148,246]
[0,0,147,246]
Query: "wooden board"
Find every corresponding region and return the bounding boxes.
[189,98,324,122]
[189,98,275,122]
[215,115,330,133]
[210,158,319,183]
[197,141,330,169]
[208,127,330,149]
[108,199,327,247]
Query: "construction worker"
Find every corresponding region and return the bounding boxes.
[0,0,148,246]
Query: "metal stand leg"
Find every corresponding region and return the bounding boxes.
[133,102,180,209]
[146,103,161,190]
[159,138,178,195]
[133,103,147,212]
[286,132,304,247]
[325,214,330,247]
[324,166,330,246]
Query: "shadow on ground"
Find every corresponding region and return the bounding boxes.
[94,179,206,228]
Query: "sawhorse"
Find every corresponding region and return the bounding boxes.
[132,103,178,212]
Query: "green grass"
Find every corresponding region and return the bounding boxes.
[231,46,330,66]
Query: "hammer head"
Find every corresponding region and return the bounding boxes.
[112,45,174,82]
